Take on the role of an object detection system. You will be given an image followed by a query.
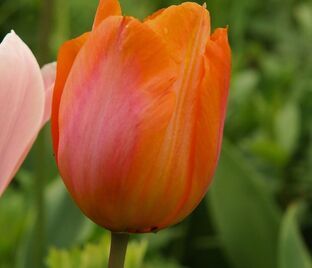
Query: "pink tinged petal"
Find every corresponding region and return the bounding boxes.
[41,62,56,126]
[0,31,45,196]
[57,16,177,231]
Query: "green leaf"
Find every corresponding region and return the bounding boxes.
[45,178,94,247]
[16,178,94,268]
[274,101,300,156]
[46,234,148,268]
[0,189,28,267]
[207,141,281,268]
[231,70,259,104]
[142,258,184,268]
[278,202,312,268]
[246,131,288,166]
[294,3,312,35]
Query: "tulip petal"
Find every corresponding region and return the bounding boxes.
[164,28,231,226]
[133,3,215,228]
[41,62,56,126]
[92,0,122,30]
[51,33,89,157]
[57,16,176,231]
[144,3,210,63]
[0,32,44,196]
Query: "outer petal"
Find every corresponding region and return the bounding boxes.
[144,3,210,63]
[41,62,56,125]
[57,16,176,231]
[92,0,122,30]
[0,32,44,196]
[139,3,214,228]
[165,28,232,226]
[51,33,89,158]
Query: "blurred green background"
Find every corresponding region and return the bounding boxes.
[1,0,312,267]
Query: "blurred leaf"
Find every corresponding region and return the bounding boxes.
[46,235,147,268]
[143,258,184,268]
[121,0,156,19]
[245,132,288,166]
[0,0,20,25]
[126,238,148,268]
[69,0,98,36]
[274,101,300,156]
[231,70,259,103]
[207,141,281,268]
[143,227,184,253]
[278,202,312,268]
[295,3,312,36]
[51,0,70,56]
[17,178,94,268]
[45,178,94,247]
[0,189,28,267]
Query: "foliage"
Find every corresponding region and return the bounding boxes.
[208,141,281,268]
[46,235,147,268]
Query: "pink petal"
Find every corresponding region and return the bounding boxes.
[41,62,56,126]
[0,31,45,196]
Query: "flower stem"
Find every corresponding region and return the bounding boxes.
[108,232,129,268]
[33,129,47,268]
[33,0,55,263]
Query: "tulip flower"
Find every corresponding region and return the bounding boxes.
[52,0,231,233]
[0,31,56,196]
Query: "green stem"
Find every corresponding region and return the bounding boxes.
[33,0,55,265]
[108,232,129,268]
[33,129,47,268]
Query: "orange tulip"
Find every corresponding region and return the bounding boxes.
[52,0,231,233]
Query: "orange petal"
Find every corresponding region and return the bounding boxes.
[136,3,213,228]
[51,33,89,159]
[57,16,176,231]
[141,29,230,230]
[144,3,210,63]
[96,3,213,231]
[165,28,231,226]
[92,0,122,30]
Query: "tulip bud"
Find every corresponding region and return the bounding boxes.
[52,0,231,233]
